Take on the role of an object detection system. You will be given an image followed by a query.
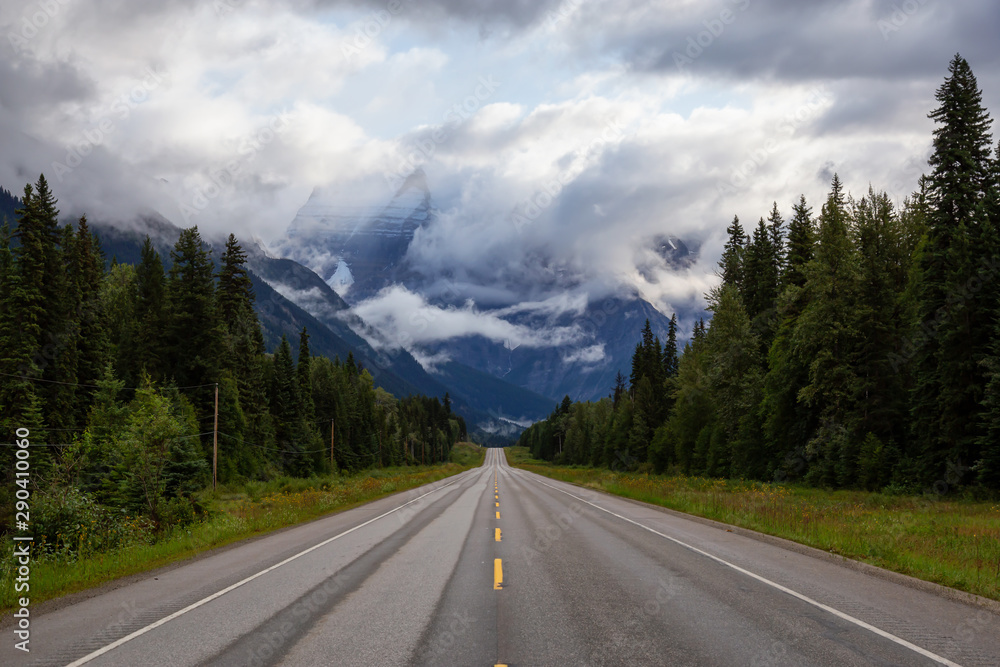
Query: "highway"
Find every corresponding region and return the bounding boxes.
[4,447,999,666]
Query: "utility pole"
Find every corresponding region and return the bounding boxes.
[213,383,219,490]
[330,418,335,471]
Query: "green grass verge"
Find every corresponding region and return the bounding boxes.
[0,443,485,615]
[505,446,1000,602]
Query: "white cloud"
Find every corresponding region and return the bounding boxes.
[1,0,998,331]
[353,285,587,349]
[563,344,606,365]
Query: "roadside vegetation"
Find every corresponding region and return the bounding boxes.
[506,446,1000,602]
[0,444,483,614]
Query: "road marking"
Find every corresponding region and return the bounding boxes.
[496,511,500,519]
[496,501,500,507]
[494,558,503,589]
[522,472,964,667]
[495,528,502,542]
[64,471,475,667]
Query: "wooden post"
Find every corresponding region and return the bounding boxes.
[213,383,219,490]
[330,419,335,471]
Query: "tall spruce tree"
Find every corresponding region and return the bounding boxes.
[910,54,995,485]
[0,219,46,447]
[134,237,167,382]
[850,187,912,488]
[783,195,815,289]
[794,174,865,486]
[743,217,779,319]
[663,314,679,379]
[69,216,110,422]
[165,226,222,407]
[705,285,765,478]
[14,176,80,433]
[215,234,273,460]
[767,202,786,278]
[297,326,322,469]
[217,234,254,324]
[271,335,307,474]
[719,215,747,290]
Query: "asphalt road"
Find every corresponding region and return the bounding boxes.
[4,447,999,666]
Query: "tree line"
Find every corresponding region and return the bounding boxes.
[0,181,465,530]
[519,54,1000,494]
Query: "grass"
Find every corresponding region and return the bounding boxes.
[0,443,484,615]
[505,446,1000,602]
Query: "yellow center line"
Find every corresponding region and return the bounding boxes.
[494,558,503,590]
[495,528,501,541]
[496,511,500,519]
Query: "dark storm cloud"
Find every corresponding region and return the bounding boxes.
[0,56,94,112]
[548,0,995,87]
[305,0,563,28]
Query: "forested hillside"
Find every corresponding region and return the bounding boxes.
[519,55,1000,495]
[0,183,465,533]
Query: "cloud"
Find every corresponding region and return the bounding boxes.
[563,344,606,365]
[352,285,587,349]
[0,0,998,334]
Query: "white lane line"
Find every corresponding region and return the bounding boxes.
[65,470,479,667]
[519,470,963,667]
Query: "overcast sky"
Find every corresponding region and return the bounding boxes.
[2,0,999,320]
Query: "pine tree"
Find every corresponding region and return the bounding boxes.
[629,319,657,394]
[165,226,222,413]
[743,217,779,320]
[217,234,254,324]
[850,187,911,474]
[767,201,786,277]
[13,176,79,433]
[719,215,747,289]
[794,174,865,486]
[910,54,995,485]
[692,318,707,342]
[271,335,306,474]
[663,314,679,379]
[705,285,765,478]
[297,327,323,471]
[68,216,110,424]
[612,371,627,409]
[297,327,315,421]
[0,220,46,445]
[134,237,167,382]
[783,195,815,289]
[46,224,80,430]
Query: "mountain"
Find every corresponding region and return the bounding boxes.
[422,294,679,403]
[272,171,701,404]
[275,168,432,301]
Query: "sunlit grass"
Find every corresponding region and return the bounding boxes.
[505,446,1000,601]
[0,443,484,614]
